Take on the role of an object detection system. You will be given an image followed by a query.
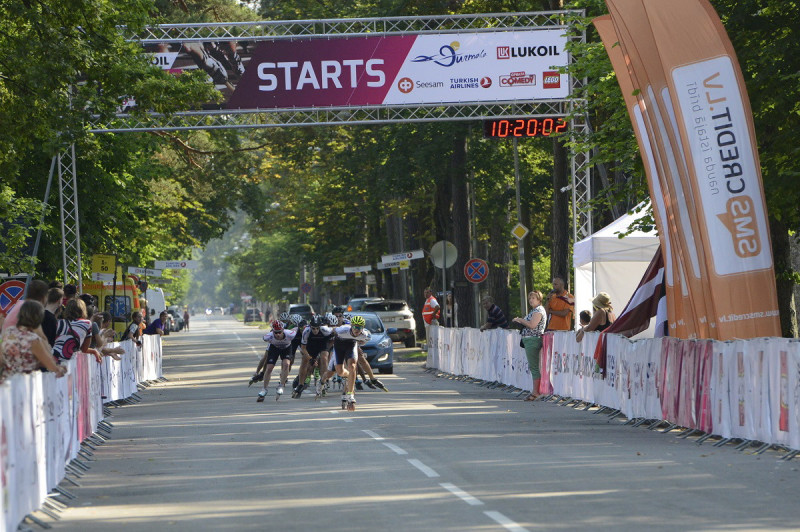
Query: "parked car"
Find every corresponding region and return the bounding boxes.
[350,311,394,374]
[167,308,185,331]
[362,300,416,348]
[288,303,315,322]
[346,297,383,312]
[244,308,264,323]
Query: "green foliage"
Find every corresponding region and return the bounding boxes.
[0,185,46,273]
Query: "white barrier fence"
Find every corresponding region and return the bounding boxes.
[0,337,162,532]
[427,326,800,451]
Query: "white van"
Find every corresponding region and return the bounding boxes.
[144,288,167,324]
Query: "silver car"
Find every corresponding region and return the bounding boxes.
[362,300,416,348]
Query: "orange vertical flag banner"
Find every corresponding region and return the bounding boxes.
[603,0,780,339]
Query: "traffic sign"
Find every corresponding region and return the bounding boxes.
[377,260,410,270]
[511,223,529,240]
[381,249,424,263]
[281,287,299,293]
[128,267,162,276]
[323,275,347,282]
[343,265,372,273]
[91,254,116,274]
[154,260,198,269]
[91,273,115,282]
[0,280,26,313]
[300,282,312,294]
[464,258,489,284]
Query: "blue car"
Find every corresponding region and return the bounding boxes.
[351,311,395,374]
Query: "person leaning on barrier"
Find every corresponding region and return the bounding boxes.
[1,300,67,383]
[513,291,547,401]
[43,287,64,347]
[544,277,575,331]
[576,292,616,342]
[91,311,123,360]
[479,296,508,331]
[143,311,168,336]
[53,299,103,364]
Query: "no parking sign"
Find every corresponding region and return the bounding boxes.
[464,258,489,284]
[0,279,26,314]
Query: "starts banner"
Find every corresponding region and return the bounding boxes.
[141,30,569,111]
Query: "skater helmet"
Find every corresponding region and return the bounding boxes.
[271,320,284,332]
[325,313,337,326]
[298,319,307,328]
[343,313,352,322]
[290,314,302,325]
[310,315,324,328]
[332,305,345,315]
[350,315,366,328]
[278,311,290,322]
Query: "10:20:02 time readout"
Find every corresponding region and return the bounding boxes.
[483,118,568,138]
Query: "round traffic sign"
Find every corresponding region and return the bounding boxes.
[301,282,312,294]
[0,280,26,313]
[464,258,489,284]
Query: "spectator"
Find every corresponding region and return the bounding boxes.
[93,312,123,360]
[63,283,78,303]
[444,292,458,328]
[1,279,50,333]
[578,310,592,329]
[121,311,143,347]
[545,277,575,331]
[183,309,190,331]
[143,311,168,336]
[42,287,64,347]
[53,299,102,363]
[480,296,508,331]
[1,300,67,383]
[422,287,440,347]
[513,291,547,401]
[576,292,617,342]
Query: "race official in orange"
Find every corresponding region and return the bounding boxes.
[544,277,574,331]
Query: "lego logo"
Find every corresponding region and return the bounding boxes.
[543,71,560,89]
[397,77,414,93]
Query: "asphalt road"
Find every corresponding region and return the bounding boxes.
[50,315,800,531]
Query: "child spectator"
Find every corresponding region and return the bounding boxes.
[53,299,102,363]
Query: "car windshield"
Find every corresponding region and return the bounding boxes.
[290,305,311,312]
[364,302,407,312]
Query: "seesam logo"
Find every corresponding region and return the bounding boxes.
[397,77,414,93]
[542,71,561,89]
[499,71,536,87]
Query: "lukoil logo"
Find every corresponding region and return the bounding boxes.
[497,46,510,59]
[543,71,560,89]
[397,77,414,93]
[499,71,536,87]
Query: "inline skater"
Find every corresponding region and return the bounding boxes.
[256,320,297,402]
[330,315,371,411]
[248,311,292,386]
[292,315,333,398]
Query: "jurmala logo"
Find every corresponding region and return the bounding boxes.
[543,71,560,89]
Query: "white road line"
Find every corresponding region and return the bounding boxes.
[483,511,529,532]
[362,429,384,441]
[233,332,241,341]
[440,483,483,506]
[407,459,439,478]
[382,442,408,455]
[343,419,353,423]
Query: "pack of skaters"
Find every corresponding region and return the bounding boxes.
[256,320,297,402]
[292,314,333,399]
[327,306,387,392]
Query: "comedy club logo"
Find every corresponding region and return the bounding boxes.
[499,71,535,87]
[542,71,560,89]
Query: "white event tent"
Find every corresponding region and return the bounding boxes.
[573,205,659,337]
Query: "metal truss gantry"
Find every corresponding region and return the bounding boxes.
[63,11,592,283]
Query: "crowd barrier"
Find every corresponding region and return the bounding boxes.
[1,336,162,532]
[427,325,800,451]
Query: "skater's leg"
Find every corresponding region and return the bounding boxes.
[345,358,357,395]
[295,354,311,388]
[357,348,376,379]
[262,363,276,390]
[279,358,291,389]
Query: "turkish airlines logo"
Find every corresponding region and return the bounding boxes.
[543,71,560,89]
[480,77,492,88]
[499,71,536,87]
[397,77,414,93]
[497,46,510,59]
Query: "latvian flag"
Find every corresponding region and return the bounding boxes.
[594,246,667,374]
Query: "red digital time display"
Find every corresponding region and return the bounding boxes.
[483,118,568,138]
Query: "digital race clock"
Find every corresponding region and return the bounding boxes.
[483,118,569,138]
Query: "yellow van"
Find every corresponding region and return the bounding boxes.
[83,276,142,334]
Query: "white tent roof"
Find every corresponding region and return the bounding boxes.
[573,206,659,267]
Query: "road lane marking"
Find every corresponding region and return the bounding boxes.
[344,419,353,423]
[407,459,439,478]
[483,511,529,532]
[383,442,408,455]
[440,483,483,506]
[362,430,384,441]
